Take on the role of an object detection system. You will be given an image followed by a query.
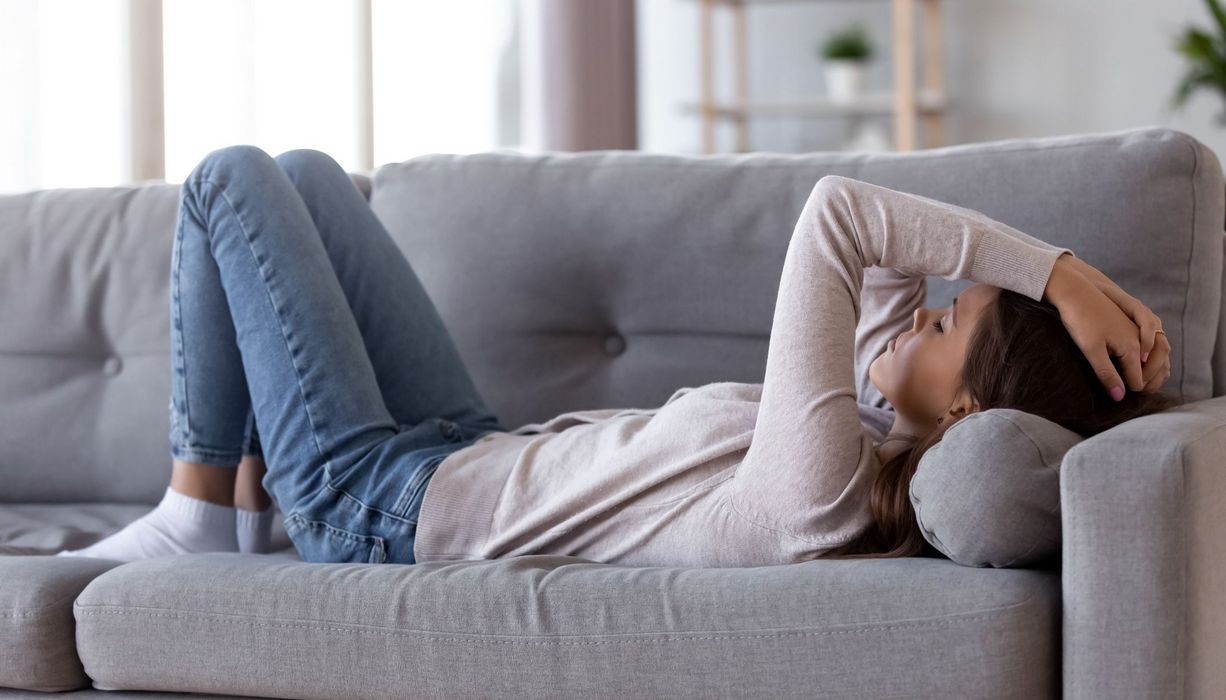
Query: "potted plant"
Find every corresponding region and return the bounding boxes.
[819,23,874,104]
[1171,0,1226,124]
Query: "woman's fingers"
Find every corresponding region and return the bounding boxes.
[1086,346,1124,398]
[1054,279,1141,399]
[1112,338,1147,393]
[1128,304,1163,363]
[1052,255,1175,396]
[1142,361,1172,393]
[1075,264,1167,373]
[1140,332,1172,392]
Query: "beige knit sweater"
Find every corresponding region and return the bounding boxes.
[412,175,1074,567]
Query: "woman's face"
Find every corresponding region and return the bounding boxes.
[868,283,1000,433]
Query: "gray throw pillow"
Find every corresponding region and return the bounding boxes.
[909,408,1084,568]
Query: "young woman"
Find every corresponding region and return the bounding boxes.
[57,148,1177,567]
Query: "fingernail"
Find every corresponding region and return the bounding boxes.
[1110,386,1124,402]
[1142,351,1149,363]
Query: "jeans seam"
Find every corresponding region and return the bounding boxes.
[171,202,195,451]
[324,482,417,526]
[388,473,414,518]
[193,176,332,481]
[282,512,387,564]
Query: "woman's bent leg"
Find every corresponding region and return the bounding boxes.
[166,159,268,510]
[271,148,504,436]
[167,167,255,470]
[235,150,506,464]
[234,149,507,561]
[176,144,456,562]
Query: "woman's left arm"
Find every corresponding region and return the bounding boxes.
[729,175,1073,545]
[854,265,926,410]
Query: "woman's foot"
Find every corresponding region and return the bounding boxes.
[56,485,239,562]
[236,505,275,554]
[235,454,275,554]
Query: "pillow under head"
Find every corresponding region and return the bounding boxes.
[909,408,1084,568]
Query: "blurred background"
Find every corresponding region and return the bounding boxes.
[3,0,1226,193]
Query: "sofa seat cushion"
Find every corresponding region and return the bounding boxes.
[0,555,124,692]
[74,552,1059,699]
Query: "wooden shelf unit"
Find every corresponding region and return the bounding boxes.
[689,0,947,153]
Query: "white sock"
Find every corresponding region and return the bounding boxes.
[56,486,238,562]
[236,505,274,554]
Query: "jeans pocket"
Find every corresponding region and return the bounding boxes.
[283,512,387,564]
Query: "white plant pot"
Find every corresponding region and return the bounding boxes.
[824,60,866,104]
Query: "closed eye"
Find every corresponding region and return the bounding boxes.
[931,320,944,334]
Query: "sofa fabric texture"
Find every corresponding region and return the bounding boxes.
[1061,393,1226,700]
[0,126,1223,699]
[0,556,123,692]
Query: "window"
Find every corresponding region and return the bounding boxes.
[371,0,519,167]
[162,0,366,182]
[0,0,523,193]
[0,0,129,192]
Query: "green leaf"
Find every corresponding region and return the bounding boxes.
[820,23,873,60]
[1174,28,1216,60]
[1171,66,1216,109]
[1205,0,1226,42]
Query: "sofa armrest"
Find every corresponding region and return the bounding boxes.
[1061,395,1226,700]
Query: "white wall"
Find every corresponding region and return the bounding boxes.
[636,0,1226,158]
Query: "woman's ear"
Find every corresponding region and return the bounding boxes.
[946,388,980,421]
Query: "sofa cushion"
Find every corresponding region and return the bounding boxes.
[0,555,124,692]
[911,409,1083,567]
[73,552,1059,699]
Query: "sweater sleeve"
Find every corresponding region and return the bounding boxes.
[854,265,927,410]
[728,175,1075,545]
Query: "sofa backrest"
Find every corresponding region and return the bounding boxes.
[371,127,1224,424]
[0,126,1221,504]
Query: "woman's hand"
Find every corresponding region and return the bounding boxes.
[1042,253,1172,400]
[1057,254,1172,385]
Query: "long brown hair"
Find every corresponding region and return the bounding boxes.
[820,288,1183,560]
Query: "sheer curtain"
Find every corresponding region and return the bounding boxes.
[0,0,640,193]
[161,0,368,183]
[0,0,527,193]
[0,0,130,192]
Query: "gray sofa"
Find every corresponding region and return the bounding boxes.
[2,126,1224,699]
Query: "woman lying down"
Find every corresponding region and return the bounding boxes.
[57,147,1178,567]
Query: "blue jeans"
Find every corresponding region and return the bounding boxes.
[168,145,506,565]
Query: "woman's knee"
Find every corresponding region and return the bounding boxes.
[274,148,341,181]
[188,144,276,187]
[205,144,272,170]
